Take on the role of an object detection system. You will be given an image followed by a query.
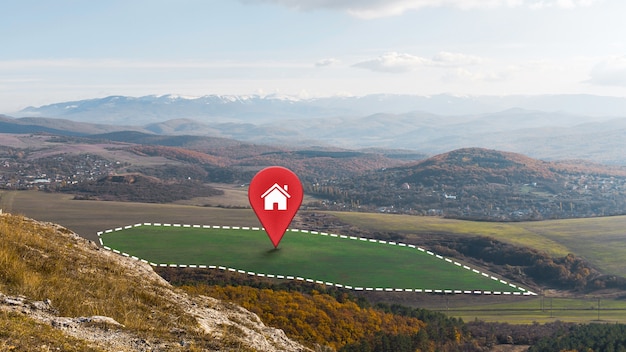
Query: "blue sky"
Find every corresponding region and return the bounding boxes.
[1,0,626,112]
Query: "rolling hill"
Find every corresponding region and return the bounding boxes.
[316,148,626,221]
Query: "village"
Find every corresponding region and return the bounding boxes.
[0,153,124,190]
[3,144,626,221]
[310,172,626,221]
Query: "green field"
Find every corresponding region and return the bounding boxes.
[100,224,531,293]
[447,296,626,324]
[330,211,626,278]
[5,190,626,279]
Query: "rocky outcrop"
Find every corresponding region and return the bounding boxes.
[0,213,310,351]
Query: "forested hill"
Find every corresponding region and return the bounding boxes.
[396,148,562,187]
[312,148,626,221]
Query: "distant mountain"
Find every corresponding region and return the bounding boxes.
[0,115,84,136]
[7,93,626,164]
[14,93,626,125]
[15,94,352,124]
[0,114,144,136]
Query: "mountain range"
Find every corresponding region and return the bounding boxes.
[5,93,626,164]
[13,94,626,122]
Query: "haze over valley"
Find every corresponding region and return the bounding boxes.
[6,93,626,164]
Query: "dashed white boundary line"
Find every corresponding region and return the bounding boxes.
[98,223,537,296]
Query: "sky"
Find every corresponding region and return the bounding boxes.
[2,0,626,113]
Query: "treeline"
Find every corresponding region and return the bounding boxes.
[130,164,247,184]
[157,267,626,351]
[340,303,473,352]
[128,145,226,166]
[443,236,626,291]
[466,321,576,346]
[159,267,470,351]
[61,174,222,203]
[183,284,427,350]
[528,323,626,352]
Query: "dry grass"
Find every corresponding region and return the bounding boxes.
[0,213,301,351]
[0,214,210,349]
[0,310,103,352]
[0,190,261,243]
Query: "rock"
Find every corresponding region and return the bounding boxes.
[51,317,78,329]
[77,315,125,327]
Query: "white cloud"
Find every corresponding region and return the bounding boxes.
[242,0,599,18]
[352,52,430,73]
[315,58,341,67]
[586,56,626,87]
[443,67,509,82]
[353,51,485,73]
[0,59,313,71]
[528,0,599,9]
[431,51,484,66]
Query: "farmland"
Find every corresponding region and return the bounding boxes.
[4,189,626,323]
[450,296,626,324]
[100,224,528,293]
[330,211,626,278]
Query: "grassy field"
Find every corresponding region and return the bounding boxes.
[100,225,527,293]
[446,296,626,324]
[330,211,626,278]
[0,190,261,243]
[4,189,626,279]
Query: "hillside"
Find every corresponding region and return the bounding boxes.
[4,131,626,221]
[0,133,412,197]
[313,148,626,221]
[0,213,308,351]
[397,148,561,187]
[64,173,223,203]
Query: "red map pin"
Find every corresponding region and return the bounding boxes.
[248,166,303,248]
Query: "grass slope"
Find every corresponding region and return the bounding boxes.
[331,211,626,278]
[100,225,530,293]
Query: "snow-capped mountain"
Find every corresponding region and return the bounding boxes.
[15,94,338,125]
[15,93,626,126]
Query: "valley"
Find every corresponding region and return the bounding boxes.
[3,188,626,324]
[8,0,626,348]
[2,120,626,350]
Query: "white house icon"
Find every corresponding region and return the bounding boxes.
[261,183,291,211]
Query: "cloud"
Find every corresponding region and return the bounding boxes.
[0,59,309,70]
[586,56,626,87]
[528,0,599,9]
[242,0,599,18]
[315,58,341,67]
[443,67,509,82]
[352,51,485,73]
[431,51,484,66]
[352,52,430,73]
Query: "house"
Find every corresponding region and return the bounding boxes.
[261,183,291,210]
